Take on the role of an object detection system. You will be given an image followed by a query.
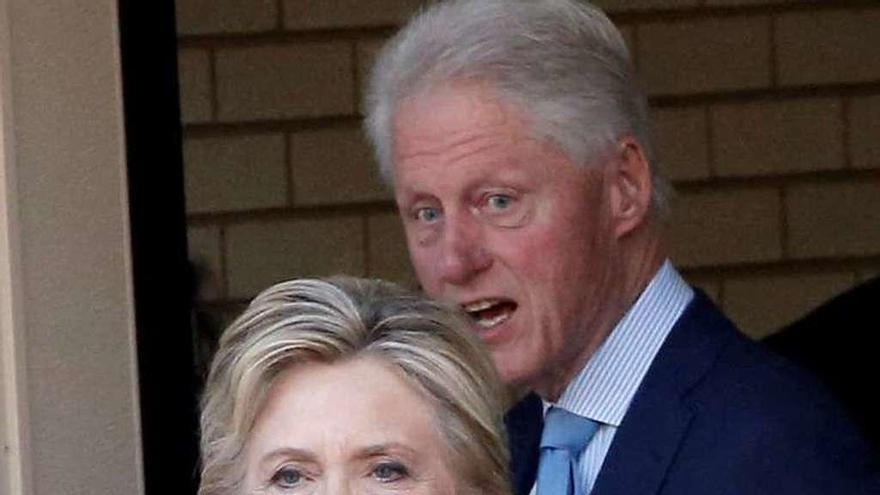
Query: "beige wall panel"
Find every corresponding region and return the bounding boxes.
[0,25,28,492]
[1,0,143,493]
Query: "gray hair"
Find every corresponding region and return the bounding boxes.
[363,0,668,214]
[198,276,510,495]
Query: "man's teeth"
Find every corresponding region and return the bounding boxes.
[463,299,499,312]
[476,311,510,328]
[462,299,513,329]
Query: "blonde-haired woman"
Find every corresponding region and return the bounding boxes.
[198,276,511,494]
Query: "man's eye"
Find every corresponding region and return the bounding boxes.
[270,466,303,488]
[477,191,530,227]
[371,461,409,482]
[486,194,514,210]
[415,207,441,223]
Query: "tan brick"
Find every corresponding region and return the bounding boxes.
[367,212,416,286]
[177,49,212,124]
[651,106,709,181]
[202,303,246,333]
[706,0,793,5]
[356,38,387,109]
[777,10,880,86]
[712,98,844,177]
[284,0,423,30]
[192,301,249,374]
[290,127,389,206]
[184,134,287,213]
[669,188,782,267]
[176,0,277,35]
[786,181,880,259]
[591,0,699,11]
[850,94,880,169]
[226,216,366,299]
[187,225,224,301]
[724,271,856,339]
[215,43,354,122]
[680,272,722,305]
[637,17,771,95]
[857,267,880,284]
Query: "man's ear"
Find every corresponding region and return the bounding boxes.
[607,136,653,239]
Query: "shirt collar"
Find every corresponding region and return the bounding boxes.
[549,260,694,426]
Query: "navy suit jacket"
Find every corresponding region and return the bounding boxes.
[505,290,880,495]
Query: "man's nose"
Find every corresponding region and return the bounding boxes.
[436,214,492,286]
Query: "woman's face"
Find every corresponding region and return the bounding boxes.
[243,357,458,494]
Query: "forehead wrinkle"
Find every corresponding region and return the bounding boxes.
[400,135,502,169]
[446,139,509,169]
[394,81,520,158]
[398,104,517,149]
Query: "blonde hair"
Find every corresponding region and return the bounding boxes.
[198,276,510,495]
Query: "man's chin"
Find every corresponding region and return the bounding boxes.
[493,357,538,401]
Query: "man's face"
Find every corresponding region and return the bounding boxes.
[391,82,622,397]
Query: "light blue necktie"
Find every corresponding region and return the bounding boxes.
[536,407,599,495]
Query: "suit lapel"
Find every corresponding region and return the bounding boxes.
[591,291,732,495]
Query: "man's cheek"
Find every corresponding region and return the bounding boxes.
[410,252,442,293]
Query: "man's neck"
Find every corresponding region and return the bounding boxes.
[622,231,667,310]
[537,229,667,401]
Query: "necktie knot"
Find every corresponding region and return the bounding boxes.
[541,407,598,453]
[536,407,599,495]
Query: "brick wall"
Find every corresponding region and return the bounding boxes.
[177,0,880,340]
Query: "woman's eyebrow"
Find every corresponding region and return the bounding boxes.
[258,447,316,466]
[355,442,418,459]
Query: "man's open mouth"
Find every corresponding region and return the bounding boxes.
[462,298,517,329]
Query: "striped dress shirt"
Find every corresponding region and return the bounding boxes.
[530,260,694,495]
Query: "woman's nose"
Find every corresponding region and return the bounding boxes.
[320,476,352,495]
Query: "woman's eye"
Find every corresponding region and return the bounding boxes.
[414,206,441,223]
[270,466,303,488]
[371,461,409,482]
